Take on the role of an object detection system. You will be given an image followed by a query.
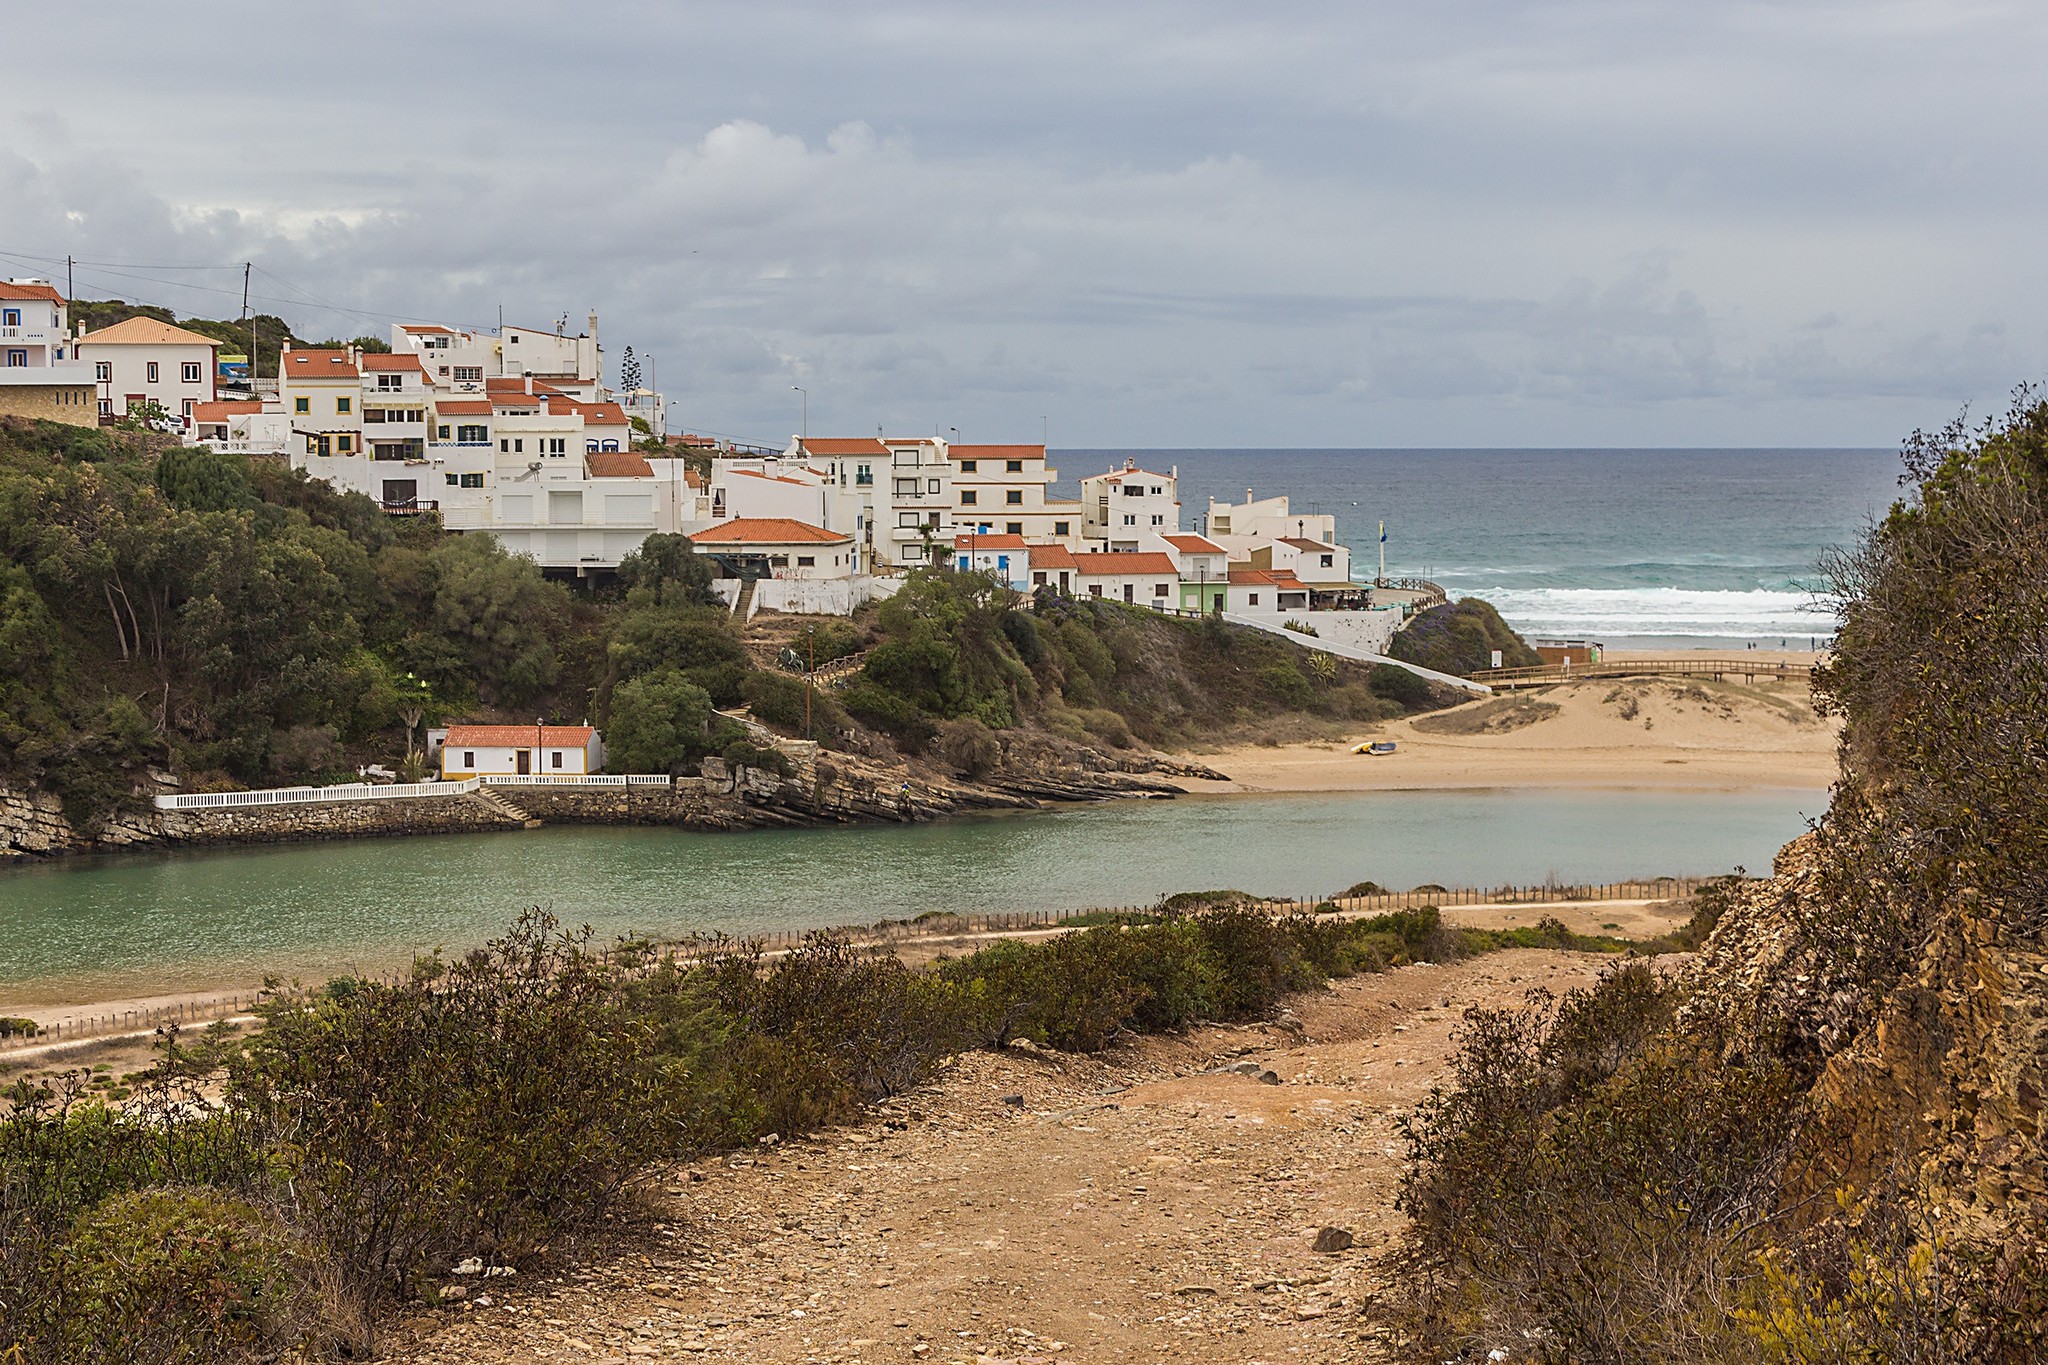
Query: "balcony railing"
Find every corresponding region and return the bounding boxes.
[380,498,440,515]
[429,440,492,448]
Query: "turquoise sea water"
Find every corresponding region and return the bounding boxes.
[0,789,1817,1005]
[1062,448,1901,647]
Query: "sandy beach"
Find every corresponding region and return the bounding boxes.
[1185,668,1837,794]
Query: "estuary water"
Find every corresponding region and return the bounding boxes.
[1062,448,1902,648]
[0,789,1818,1005]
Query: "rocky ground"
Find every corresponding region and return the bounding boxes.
[385,947,1628,1365]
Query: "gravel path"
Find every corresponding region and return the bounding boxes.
[386,948,1617,1364]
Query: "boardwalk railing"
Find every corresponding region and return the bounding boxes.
[1470,658,1815,687]
[155,778,480,811]
[155,774,678,809]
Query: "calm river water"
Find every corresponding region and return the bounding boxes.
[0,790,1816,1005]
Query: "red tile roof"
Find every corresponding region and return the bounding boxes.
[953,533,1029,550]
[0,281,65,304]
[79,317,221,348]
[587,451,654,478]
[362,352,428,373]
[1075,552,1177,575]
[689,517,851,545]
[579,401,627,424]
[734,468,812,486]
[1028,544,1080,570]
[485,377,529,392]
[193,400,262,422]
[281,349,359,379]
[444,724,596,746]
[398,324,456,333]
[1163,534,1226,554]
[1282,537,1336,552]
[799,438,887,457]
[1229,568,1311,590]
[435,399,493,416]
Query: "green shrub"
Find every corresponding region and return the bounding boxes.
[58,1187,313,1363]
[226,913,684,1306]
[720,739,792,776]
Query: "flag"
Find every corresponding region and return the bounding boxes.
[1379,521,1387,544]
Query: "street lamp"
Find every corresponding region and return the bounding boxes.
[792,385,807,442]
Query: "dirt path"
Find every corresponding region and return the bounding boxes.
[387,947,1619,1365]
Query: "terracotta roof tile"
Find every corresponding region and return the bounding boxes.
[443,724,596,746]
[799,438,888,457]
[953,533,1029,550]
[1028,545,1080,570]
[281,349,359,379]
[78,317,220,348]
[434,399,494,416]
[193,400,262,422]
[1076,552,1177,575]
[362,353,428,373]
[688,517,851,545]
[950,444,1046,461]
[0,282,65,304]
[587,451,654,478]
[1163,534,1226,554]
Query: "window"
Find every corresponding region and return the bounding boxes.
[95,361,111,382]
[796,555,816,567]
[1151,514,1164,526]
[928,478,941,493]
[958,459,977,472]
[294,396,310,414]
[855,464,873,485]
[336,435,354,453]
[181,362,201,383]
[463,751,475,768]
[1006,459,1023,473]
[509,334,519,344]
[1150,486,1163,495]
[146,362,160,383]
[551,751,562,769]
[1321,554,1334,568]
[1248,593,1260,606]
[960,490,978,505]
[1124,484,1142,496]
[376,373,403,390]
[1032,571,1047,586]
[1153,583,1171,598]
[1006,522,1023,535]
[98,398,111,416]
[1005,489,1023,505]
[1089,584,1103,597]
[446,473,459,486]
[898,512,921,527]
[336,397,351,414]
[457,424,486,443]
[454,366,483,383]
[902,544,925,561]
[437,425,451,440]
[544,437,566,456]
[0,309,15,326]
[364,409,385,424]
[1054,520,1070,536]
[1122,514,1136,526]
[460,472,483,488]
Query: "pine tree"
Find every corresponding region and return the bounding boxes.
[619,346,642,393]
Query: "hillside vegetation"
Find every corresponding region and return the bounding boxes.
[1395,397,2048,1361]
[1386,596,1543,676]
[0,418,1461,829]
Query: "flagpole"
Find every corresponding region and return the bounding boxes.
[1378,520,1386,584]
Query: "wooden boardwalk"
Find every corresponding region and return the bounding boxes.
[1470,657,1814,687]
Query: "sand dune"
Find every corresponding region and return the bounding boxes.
[1185,674,1838,793]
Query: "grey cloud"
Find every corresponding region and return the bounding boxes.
[3,1,2045,444]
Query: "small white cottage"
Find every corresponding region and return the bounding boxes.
[438,724,604,779]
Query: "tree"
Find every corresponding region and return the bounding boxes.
[424,536,572,705]
[154,447,251,512]
[605,669,720,774]
[618,346,641,394]
[616,533,717,606]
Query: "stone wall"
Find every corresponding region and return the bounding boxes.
[0,386,99,427]
[156,793,525,848]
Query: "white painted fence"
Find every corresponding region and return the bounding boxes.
[155,778,481,811]
[481,774,674,789]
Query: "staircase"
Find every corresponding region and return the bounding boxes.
[470,784,542,828]
[730,578,758,622]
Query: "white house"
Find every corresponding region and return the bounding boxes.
[279,346,365,461]
[438,724,604,779]
[953,532,1033,589]
[1080,459,1182,550]
[392,314,604,393]
[1154,532,1230,614]
[76,316,219,428]
[792,436,953,570]
[1206,492,1339,546]
[950,444,1083,545]
[1227,567,1313,616]
[1072,551,1181,609]
[688,517,858,580]
[0,280,94,427]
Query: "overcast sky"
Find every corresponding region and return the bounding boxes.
[5,1,2043,447]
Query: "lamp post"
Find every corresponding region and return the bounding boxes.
[792,385,807,442]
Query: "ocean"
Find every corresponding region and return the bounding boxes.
[1058,448,1903,650]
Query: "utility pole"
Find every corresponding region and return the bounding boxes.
[242,263,252,388]
[66,255,73,301]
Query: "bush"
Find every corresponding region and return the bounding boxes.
[933,716,1003,777]
[606,668,719,773]
[744,669,849,740]
[225,913,684,1310]
[58,1187,314,1363]
[720,739,791,777]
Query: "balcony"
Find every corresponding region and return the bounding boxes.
[0,360,92,386]
[380,498,440,516]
